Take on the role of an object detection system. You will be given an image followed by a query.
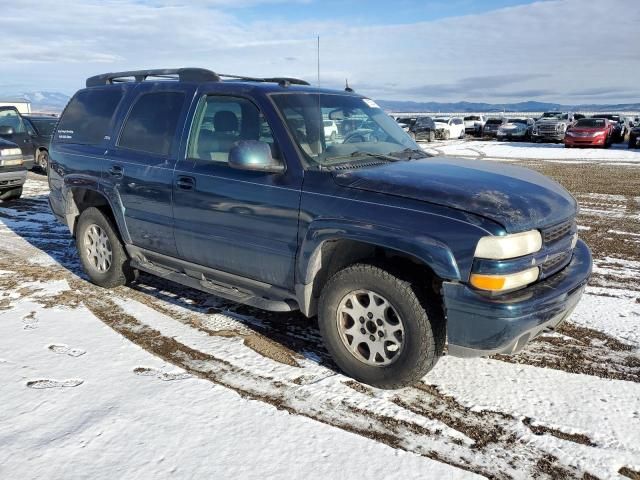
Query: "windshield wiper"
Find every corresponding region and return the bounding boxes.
[389,148,431,160]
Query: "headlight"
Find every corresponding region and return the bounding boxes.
[565,131,574,137]
[591,131,605,136]
[0,148,22,156]
[470,267,540,292]
[474,230,542,259]
[557,124,566,132]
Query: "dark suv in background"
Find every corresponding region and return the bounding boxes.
[48,68,592,388]
[23,115,58,171]
[409,116,436,142]
[0,107,36,169]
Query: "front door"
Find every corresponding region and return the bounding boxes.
[104,85,193,257]
[172,94,302,288]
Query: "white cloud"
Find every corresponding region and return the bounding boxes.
[1,0,638,103]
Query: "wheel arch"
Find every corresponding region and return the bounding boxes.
[61,179,130,243]
[295,221,461,317]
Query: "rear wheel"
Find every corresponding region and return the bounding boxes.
[428,131,435,142]
[0,187,22,202]
[76,207,135,288]
[318,263,444,389]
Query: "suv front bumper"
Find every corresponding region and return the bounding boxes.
[444,239,592,357]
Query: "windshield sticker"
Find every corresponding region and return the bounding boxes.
[58,129,73,140]
[362,98,380,109]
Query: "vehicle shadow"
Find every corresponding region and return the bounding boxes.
[0,192,336,370]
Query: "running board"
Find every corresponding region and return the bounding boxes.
[129,258,297,312]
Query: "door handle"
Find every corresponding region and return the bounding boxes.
[109,165,123,178]
[176,176,195,190]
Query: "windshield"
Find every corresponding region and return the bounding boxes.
[434,118,450,123]
[271,93,419,166]
[575,119,606,128]
[464,116,480,121]
[27,117,57,136]
[416,117,433,125]
[507,119,527,124]
[485,119,503,125]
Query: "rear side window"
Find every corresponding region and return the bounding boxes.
[55,89,123,144]
[118,92,185,156]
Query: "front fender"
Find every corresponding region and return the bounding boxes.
[297,218,461,285]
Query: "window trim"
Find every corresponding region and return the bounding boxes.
[184,93,279,166]
[115,89,187,157]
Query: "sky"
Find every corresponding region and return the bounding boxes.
[1,0,638,104]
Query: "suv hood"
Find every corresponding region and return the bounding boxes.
[332,157,576,232]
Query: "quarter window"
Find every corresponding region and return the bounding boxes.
[187,96,275,163]
[118,92,185,156]
[55,89,123,144]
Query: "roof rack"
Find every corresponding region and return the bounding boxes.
[86,68,310,88]
[86,68,220,87]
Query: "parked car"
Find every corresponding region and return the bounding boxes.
[463,115,486,136]
[591,114,626,143]
[323,120,338,141]
[395,116,416,132]
[0,107,36,169]
[564,118,613,148]
[482,117,505,138]
[496,118,533,141]
[628,123,640,149]
[531,112,579,142]
[23,115,58,171]
[409,116,436,142]
[0,138,26,201]
[433,117,465,140]
[49,67,592,389]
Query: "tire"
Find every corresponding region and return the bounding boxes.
[0,187,22,202]
[443,130,450,140]
[318,263,444,389]
[429,131,435,142]
[459,129,465,139]
[36,149,49,173]
[76,207,135,288]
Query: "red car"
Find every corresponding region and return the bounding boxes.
[564,118,612,148]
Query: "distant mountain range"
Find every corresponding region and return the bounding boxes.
[2,91,638,115]
[377,99,640,113]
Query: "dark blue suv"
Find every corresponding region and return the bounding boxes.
[48,68,592,388]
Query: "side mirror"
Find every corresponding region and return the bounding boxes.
[228,140,284,174]
[0,126,14,135]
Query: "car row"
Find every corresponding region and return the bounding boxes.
[395,111,638,148]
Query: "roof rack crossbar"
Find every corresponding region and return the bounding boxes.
[86,68,221,87]
[218,74,310,86]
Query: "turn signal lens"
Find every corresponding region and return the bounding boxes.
[470,267,540,292]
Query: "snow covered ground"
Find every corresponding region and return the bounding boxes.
[422,139,640,165]
[1,142,640,480]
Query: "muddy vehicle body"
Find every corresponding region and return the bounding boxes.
[48,68,592,388]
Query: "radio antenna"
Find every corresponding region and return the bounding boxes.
[316,35,320,87]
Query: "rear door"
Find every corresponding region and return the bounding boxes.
[104,84,194,257]
[172,93,303,288]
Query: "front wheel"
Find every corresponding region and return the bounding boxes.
[36,150,49,173]
[318,264,444,389]
[76,207,135,288]
[443,130,450,140]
